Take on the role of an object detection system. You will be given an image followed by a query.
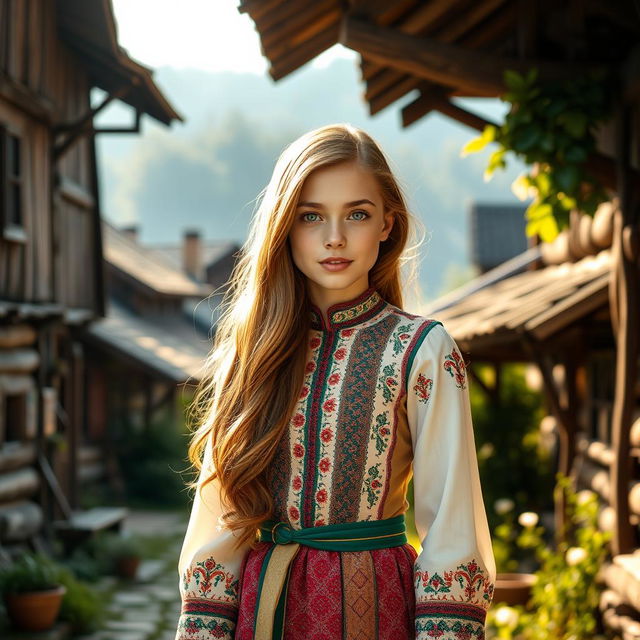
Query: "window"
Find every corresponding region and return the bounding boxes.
[0,123,25,242]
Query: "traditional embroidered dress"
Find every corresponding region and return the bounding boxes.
[175,286,496,640]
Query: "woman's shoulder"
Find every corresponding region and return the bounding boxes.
[384,304,460,361]
[385,302,447,338]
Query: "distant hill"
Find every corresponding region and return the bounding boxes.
[94,58,527,302]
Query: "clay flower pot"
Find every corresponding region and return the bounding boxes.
[493,572,537,607]
[115,554,141,579]
[4,584,67,631]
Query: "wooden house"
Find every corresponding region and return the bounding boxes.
[239,0,640,634]
[0,0,180,554]
[81,222,217,466]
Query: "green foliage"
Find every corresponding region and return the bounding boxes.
[110,396,192,509]
[55,566,107,634]
[59,531,146,582]
[470,363,554,536]
[488,473,612,639]
[461,67,614,241]
[0,552,61,594]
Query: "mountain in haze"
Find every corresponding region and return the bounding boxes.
[95,58,528,301]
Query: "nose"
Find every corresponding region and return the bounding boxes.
[324,221,346,248]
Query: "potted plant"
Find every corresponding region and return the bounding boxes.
[95,531,145,579]
[487,473,611,639]
[492,498,539,606]
[0,551,67,632]
[55,565,107,634]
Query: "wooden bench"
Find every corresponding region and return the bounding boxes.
[53,506,129,554]
[38,452,128,554]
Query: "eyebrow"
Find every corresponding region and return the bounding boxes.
[296,199,377,209]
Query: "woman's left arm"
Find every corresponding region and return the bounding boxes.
[175,436,252,640]
[406,322,496,640]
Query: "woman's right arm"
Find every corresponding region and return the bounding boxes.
[175,436,252,640]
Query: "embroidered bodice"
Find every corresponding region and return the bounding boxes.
[175,286,496,640]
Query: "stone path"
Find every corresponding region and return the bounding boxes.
[71,509,187,640]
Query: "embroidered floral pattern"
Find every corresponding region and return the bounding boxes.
[392,323,413,355]
[310,328,350,524]
[330,290,382,324]
[414,373,433,404]
[377,363,398,404]
[415,558,494,609]
[415,617,485,640]
[371,412,392,456]
[444,348,466,389]
[363,463,383,508]
[177,614,234,639]
[182,556,239,602]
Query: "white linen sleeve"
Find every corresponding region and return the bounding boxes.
[406,322,496,640]
[175,436,252,640]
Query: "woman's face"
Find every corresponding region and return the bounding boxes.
[288,160,394,305]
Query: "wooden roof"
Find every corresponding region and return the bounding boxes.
[57,0,182,125]
[423,248,611,360]
[102,222,212,298]
[84,300,208,383]
[239,0,639,129]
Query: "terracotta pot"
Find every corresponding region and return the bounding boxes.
[4,584,67,631]
[493,572,536,607]
[115,554,141,579]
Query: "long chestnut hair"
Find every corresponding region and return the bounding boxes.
[185,123,424,550]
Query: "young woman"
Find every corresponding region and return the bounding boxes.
[174,124,496,640]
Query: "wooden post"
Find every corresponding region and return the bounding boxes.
[519,331,580,544]
[608,99,639,556]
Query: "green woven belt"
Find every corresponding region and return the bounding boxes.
[252,514,407,639]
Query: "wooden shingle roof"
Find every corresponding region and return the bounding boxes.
[239,0,638,122]
[102,221,211,298]
[423,248,611,359]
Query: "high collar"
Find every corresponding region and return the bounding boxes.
[309,286,386,332]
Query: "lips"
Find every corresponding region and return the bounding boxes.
[319,258,352,264]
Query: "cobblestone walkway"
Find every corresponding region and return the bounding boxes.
[74,509,187,640]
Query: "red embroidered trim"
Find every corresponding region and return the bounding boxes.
[416,600,487,624]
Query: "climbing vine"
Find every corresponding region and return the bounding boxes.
[461,67,614,241]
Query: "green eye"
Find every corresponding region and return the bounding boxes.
[351,210,370,221]
[301,212,320,222]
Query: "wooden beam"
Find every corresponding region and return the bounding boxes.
[361,0,455,82]
[267,9,340,65]
[608,100,639,556]
[518,330,580,544]
[236,0,282,21]
[364,1,516,119]
[340,16,600,97]
[402,87,489,128]
[269,21,340,81]
[368,76,420,116]
[260,0,338,50]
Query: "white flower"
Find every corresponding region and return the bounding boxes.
[494,498,515,515]
[566,546,588,566]
[518,511,539,528]
[576,489,596,505]
[494,605,519,628]
[478,442,495,458]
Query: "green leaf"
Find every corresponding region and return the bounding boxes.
[460,125,497,156]
[525,201,553,221]
[564,146,588,163]
[504,69,526,91]
[554,164,580,193]
[558,111,588,138]
[512,124,540,152]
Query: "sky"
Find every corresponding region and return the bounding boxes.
[111,0,354,73]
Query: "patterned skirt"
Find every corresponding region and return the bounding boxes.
[235,541,418,640]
